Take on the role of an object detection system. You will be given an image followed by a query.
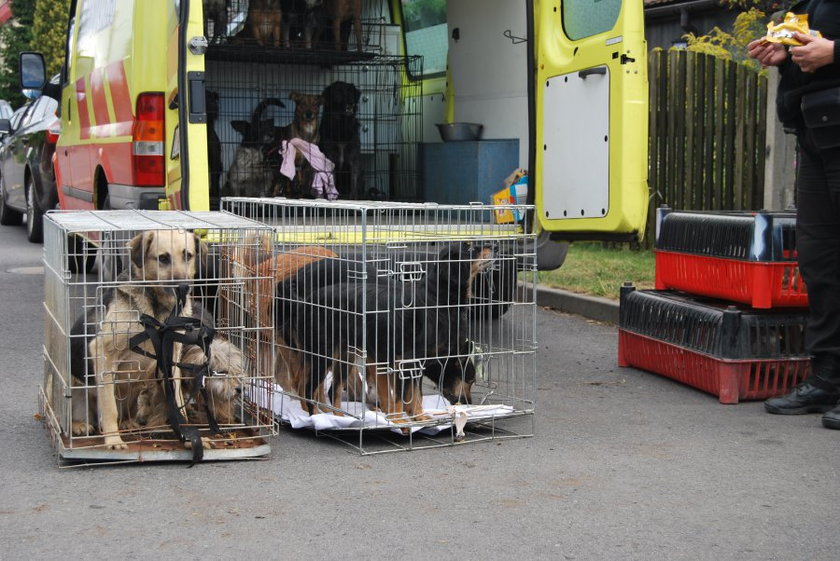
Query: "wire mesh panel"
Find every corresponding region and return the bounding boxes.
[202,1,422,207]
[223,197,537,454]
[40,210,277,465]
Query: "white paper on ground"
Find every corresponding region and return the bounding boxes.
[259,384,515,436]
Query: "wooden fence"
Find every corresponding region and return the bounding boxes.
[646,48,768,245]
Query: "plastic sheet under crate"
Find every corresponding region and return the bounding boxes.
[617,287,810,403]
[654,208,807,308]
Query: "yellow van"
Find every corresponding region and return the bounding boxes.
[21,0,648,265]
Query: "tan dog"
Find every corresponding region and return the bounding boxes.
[249,0,283,47]
[324,0,362,52]
[85,230,207,450]
[274,91,324,196]
[135,336,246,429]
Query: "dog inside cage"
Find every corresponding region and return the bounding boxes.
[220,198,537,449]
[41,214,276,462]
[201,1,422,209]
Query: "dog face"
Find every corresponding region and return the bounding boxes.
[323,81,360,116]
[289,91,324,137]
[127,230,208,281]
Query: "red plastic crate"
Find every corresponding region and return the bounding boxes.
[655,250,807,309]
[617,330,810,404]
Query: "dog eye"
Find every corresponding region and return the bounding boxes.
[158,254,170,265]
[184,251,194,261]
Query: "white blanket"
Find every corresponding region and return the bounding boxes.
[260,384,514,437]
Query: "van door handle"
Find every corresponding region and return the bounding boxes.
[578,67,607,79]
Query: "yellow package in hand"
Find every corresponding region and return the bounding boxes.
[765,12,822,46]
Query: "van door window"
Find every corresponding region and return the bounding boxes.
[400,0,448,78]
[562,0,622,41]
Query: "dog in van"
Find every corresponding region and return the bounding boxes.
[75,230,207,450]
[319,80,362,198]
[273,91,324,197]
[281,0,323,49]
[226,97,286,198]
[204,0,229,42]
[248,0,284,47]
[324,0,362,52]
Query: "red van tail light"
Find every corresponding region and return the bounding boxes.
[132,92,165,186]
[45,114,60,144]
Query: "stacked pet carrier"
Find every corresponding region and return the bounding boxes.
[618,206,811,403]
[223,197,537,454]
[40,210,277,464]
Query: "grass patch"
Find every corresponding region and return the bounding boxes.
[536,242,656,300]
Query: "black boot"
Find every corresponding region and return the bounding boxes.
[822,403,840,429]
[765,355,840,415]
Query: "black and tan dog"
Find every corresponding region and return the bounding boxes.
[319,81,363,199]
[76,230,207,450]
[284,242,493,421]
[226,97,286,198]
[281,0,323,49]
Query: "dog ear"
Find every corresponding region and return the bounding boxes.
[193,233,210,278]
[128,231,151,271]
[230,120,251,137]
[289,91,301,103]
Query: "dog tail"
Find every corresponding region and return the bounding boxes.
[250,97,286,130]
[240,231,273,271]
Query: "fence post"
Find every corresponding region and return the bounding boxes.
[762,67,797,211]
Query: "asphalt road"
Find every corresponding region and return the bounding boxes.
[1,222,838,560]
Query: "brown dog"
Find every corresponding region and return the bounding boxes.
[135,336,246,429]
[274,91,324,196]
[324,0,362,52]
[84,230,207,449]
[249,0,283,47]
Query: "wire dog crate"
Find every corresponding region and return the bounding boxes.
[40,210,277,465]
[203,1,422,206]
[223,197,537,454]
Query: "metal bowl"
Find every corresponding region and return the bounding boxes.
[436,122,484,142]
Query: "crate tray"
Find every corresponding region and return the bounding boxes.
[618,330,810,403]
[655,250,807,309]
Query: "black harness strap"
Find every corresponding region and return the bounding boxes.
[128,284,217,464]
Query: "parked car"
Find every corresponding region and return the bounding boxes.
[0,99,12,121]
[0,83,60,243]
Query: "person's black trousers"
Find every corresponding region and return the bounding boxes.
[795,129,840,377]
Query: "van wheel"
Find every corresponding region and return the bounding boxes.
[26,176,44,243]
[67,234,96,274]
[0,176,23,226]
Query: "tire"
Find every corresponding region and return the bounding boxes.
[0,176,23,226]
[474,256,517,319]
[67,233,96,275]
[25,176,44,243]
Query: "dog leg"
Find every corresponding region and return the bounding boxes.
[352,0,362,52]
[91,338,128,450]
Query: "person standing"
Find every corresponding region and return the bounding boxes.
[747,0,840,429]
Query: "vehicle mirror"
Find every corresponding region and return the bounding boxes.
[0,119,10,135]
[20,52,46,92]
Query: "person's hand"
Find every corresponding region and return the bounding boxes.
[790,32,835,72]
[747,38,788,67]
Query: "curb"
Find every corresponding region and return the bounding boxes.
[535,285,620,324]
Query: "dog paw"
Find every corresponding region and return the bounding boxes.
[104,435,128,450]
[71,421,95,436]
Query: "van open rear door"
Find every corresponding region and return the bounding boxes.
[166,0,210,210]
[532,0,648,241]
